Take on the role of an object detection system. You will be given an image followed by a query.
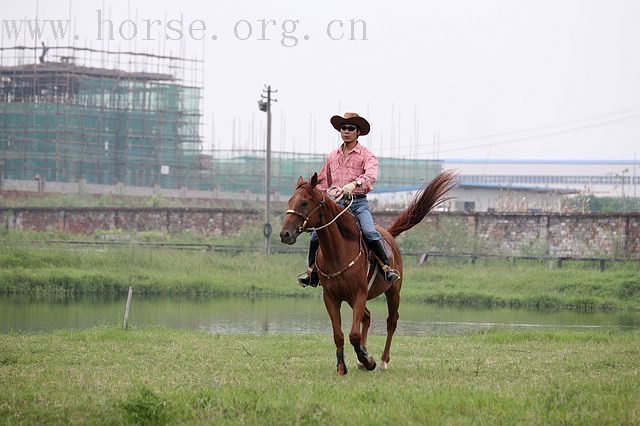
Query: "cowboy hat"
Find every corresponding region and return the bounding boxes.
[330,112,370,136]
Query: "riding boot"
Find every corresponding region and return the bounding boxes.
[297,239,320,287]
[369,239,401,283]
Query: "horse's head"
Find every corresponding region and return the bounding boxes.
[279,173,326,245]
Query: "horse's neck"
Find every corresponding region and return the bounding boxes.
[315,215,360,262]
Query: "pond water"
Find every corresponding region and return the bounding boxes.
[2,295,639,335]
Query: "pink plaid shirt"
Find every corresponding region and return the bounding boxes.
[317,143,378,195]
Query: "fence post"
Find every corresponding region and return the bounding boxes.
[419,253,429,266]
[599,259,606,272]
[123,286,133,330]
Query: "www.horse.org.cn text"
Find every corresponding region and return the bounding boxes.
[0,12,369,49]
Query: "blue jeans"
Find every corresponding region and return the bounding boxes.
[310,197,382,243]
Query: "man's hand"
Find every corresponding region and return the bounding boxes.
[340,181,357,196]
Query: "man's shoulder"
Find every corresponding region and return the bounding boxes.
[326,146,342,158]
[356,143,376,157]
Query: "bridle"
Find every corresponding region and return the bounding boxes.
[285,191,326,233]
[286,190,354,233]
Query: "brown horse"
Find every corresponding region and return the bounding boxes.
[279,170,457,375]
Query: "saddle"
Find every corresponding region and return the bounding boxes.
[365,237,395,287]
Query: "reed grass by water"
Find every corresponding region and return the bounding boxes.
[1,241,639,311]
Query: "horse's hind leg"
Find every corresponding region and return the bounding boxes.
[381,287,400,369]
[323,292,347,375]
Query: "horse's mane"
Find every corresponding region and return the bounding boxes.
[323,195,361,240]
[300,183,360,241]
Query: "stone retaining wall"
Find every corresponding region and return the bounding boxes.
[1,208,638,257]
[372,211,639,257]
[1,208,260,237]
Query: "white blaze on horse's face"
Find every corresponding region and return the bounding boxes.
[280,174,321,245]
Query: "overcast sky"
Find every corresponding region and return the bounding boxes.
[4,0,640,161]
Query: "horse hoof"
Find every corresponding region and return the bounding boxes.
[357,361,366,370]
[337,364,348,376]
[380,361,388,370]
[366,358,377,371]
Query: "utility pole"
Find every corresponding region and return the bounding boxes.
[634,151,637,199]
[621,168,629,212]
[258,85,277,255]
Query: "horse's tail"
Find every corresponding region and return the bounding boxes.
[387,170,458,238]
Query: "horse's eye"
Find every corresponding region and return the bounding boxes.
[301,200,309,208]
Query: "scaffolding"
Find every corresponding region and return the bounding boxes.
[0,45,203,188]
[0,45,441,196]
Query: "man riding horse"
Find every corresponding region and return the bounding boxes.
[297,112,401,288]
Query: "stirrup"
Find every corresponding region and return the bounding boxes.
[297,267,319,288]
[382,265,401,283]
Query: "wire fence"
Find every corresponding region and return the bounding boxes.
[5,239,636,271]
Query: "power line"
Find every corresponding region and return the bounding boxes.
[438,105,640,147]
[379,109,640,156]
[436,112,640,155]
[377,105,640,155]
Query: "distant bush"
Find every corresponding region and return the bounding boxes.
[565,195,640,213]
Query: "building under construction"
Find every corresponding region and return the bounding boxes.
[0,45,204,189]
[0,45,443,197]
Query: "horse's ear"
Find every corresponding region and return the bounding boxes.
[297,176,304,187]
[310,172,318,187]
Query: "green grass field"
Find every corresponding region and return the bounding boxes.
[2,232,640,424]
[1,327,639,425]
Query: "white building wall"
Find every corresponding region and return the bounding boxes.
[444,160,639,197]
[370,186,567,213]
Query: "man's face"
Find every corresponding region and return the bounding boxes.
[340,124,359,144]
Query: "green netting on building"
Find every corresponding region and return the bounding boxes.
[0,64,202,188]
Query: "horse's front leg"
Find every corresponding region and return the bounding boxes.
[361,307,371,352]
[356,307,372,370]
[349,290,376,371]
[322,290,347,375]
